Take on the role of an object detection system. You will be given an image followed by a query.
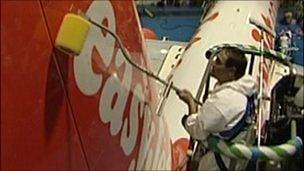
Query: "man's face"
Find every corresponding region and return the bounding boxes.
[210,51,235,82]
[284,12,293,24]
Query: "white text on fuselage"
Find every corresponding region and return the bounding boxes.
[73,1,171,170]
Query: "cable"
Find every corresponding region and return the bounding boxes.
[88,17,203,106]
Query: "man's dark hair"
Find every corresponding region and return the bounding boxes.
[223,47,247,79]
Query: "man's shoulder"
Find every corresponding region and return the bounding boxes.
[210,87,247,104]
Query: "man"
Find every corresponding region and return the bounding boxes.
[176,47,257,170]
[277,11,303,37]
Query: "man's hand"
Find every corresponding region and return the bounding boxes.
[176,89,198,114]
[176,89,194,105]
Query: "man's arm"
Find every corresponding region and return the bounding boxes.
[187,99,198,114]
[176,89,198,114]
[176,89,227,141]
[176,89,198,127]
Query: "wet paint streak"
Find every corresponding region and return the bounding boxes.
[204,12,219,23]
[261,14,273,30]
[251,29,270,49]
[92,46,106,74]
[252,29,261,42]
[185,37,201,51]
[101,18,109,37]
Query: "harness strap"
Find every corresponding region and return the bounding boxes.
[216,96,255,141]
[214,153,229,171]
[214,96,255,170]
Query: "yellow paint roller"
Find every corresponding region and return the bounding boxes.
[55,12,203,106]
[55,13,90,56]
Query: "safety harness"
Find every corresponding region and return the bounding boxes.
[213,95,255,171]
